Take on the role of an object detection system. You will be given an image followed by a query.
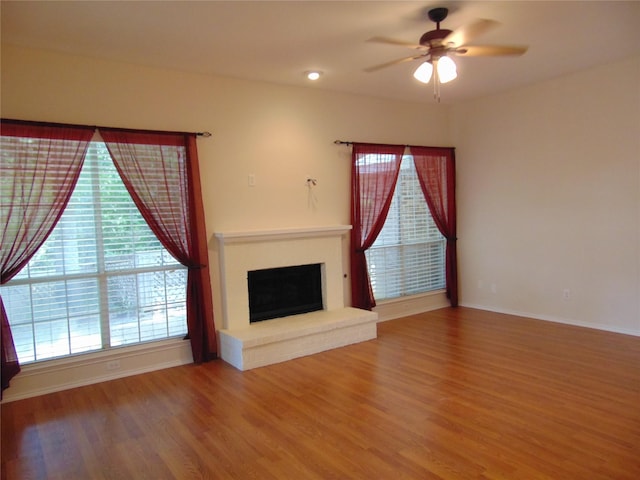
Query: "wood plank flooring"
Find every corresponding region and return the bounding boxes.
[2,307,639,479]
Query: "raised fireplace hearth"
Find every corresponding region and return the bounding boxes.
[214,226,378,370]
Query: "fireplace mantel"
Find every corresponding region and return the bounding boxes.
[215,225,352,244]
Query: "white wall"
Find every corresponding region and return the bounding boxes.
[452,56,640,335]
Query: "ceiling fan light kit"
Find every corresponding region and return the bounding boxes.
[435,56,457,83]
[366,7,528,102]
[413,61,433,83]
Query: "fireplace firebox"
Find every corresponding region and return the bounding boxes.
[248,263,323,323]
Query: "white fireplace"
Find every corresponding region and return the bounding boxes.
[214,225,378,370]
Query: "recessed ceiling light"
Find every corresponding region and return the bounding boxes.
[305,71,322,81]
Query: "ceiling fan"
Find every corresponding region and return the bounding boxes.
[366,7,528,101]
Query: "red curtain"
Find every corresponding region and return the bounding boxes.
[350,143,405,310]
[0,120,94,394]
[100,129,217,362]
[410,146,458,306]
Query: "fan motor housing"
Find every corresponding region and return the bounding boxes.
[419,29,452,46]
[428,7,449,23]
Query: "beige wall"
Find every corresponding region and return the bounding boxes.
[1,44,451,328]
[452,55,640,335]
[3,46,638,337]
[2,46,638,401]
[3,46,638,336]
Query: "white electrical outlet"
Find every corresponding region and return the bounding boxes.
[106,360,121,370]
[563,289,571,301]
[248,174,256,187]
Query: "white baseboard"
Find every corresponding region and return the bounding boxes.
[2,339,194,403]
[459,302,640,337]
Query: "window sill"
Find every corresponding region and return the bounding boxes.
[373,289,449,322]
[375,288,447,306]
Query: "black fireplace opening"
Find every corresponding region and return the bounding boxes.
[248,263,323,323]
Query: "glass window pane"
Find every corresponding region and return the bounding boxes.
[11,323,35,363]
[140,307,169,342]
[66,279,100,316]
[2,284,32,325]
[110,308,141,347]
[69,314,102,354]
[34,319,70,360]
[32,281,67,322]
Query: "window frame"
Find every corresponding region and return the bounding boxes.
[1,138,189,365]
[364,153,446,301]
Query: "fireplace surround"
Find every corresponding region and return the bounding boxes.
[214,225,378,370]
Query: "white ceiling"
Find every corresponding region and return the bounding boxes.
[2,1,640,104]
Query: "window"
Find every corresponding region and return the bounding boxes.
[365,154,445,300]
[1,140,187,363]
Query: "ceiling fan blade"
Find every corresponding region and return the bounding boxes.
[364,54,427,72]
[454,45,528,56]
[367,36,428,50]
[443,19,498,48]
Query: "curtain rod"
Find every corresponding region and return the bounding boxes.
[1,118,211,138]
[334,140,455,149]
[334,140,407,147]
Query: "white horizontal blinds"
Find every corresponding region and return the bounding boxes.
[96,141,187,347]
[1,141,187,363]
[366,155,445,300]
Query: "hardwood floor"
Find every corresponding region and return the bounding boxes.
[2,307,639,479]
